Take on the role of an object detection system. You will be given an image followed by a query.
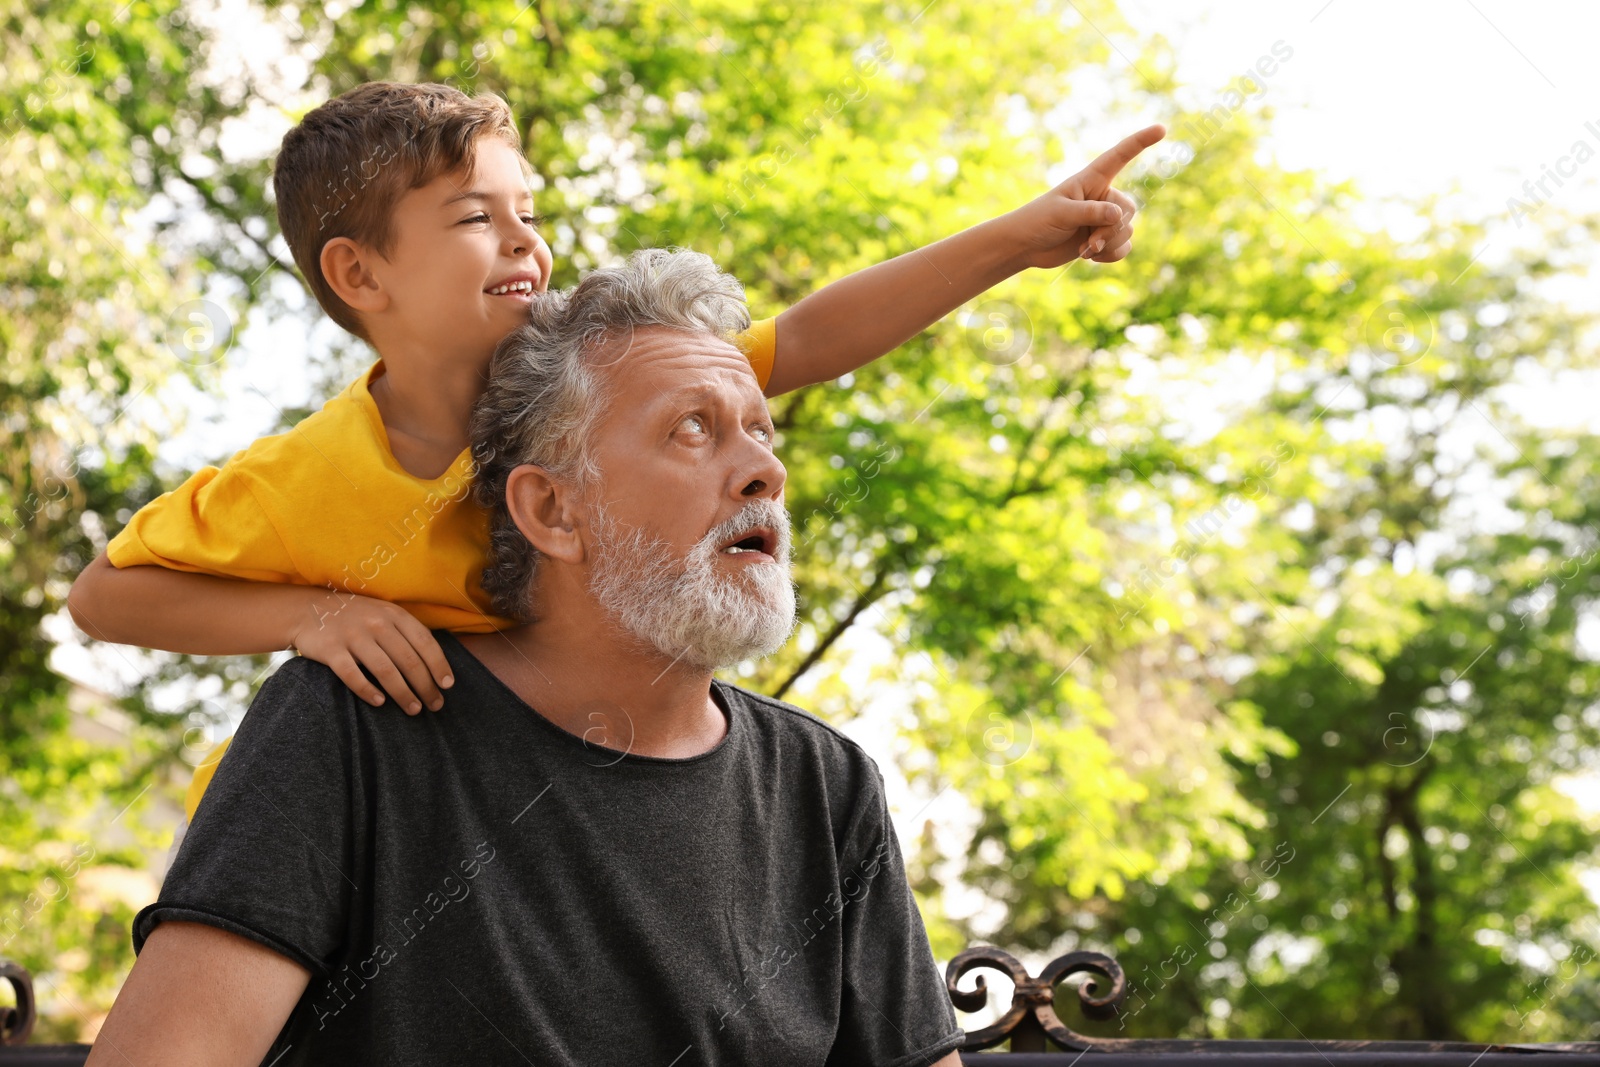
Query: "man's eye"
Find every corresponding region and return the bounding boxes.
[678,414,707,435]
[751,425,773,443]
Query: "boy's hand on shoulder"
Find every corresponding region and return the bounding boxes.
[1003,123,1166,271]
[291,593,455,715]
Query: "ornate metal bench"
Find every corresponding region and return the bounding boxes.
[946,945,1600,1063]
[7,950,1600,1063]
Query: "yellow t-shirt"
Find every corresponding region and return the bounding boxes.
[111,318,778,818]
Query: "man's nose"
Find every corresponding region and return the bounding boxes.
[735,440,786,500]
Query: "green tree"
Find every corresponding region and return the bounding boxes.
[0,0,285,1038]
[9,0,1600,1046]
[1067,212,1600,1041]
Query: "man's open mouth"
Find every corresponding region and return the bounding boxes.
[719,526,776,557]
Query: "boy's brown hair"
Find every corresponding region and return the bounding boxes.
[273,82,527,340]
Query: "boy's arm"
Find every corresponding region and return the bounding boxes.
[85,921,309,1067]
[763,124,1164,396]
[68,553,453,713]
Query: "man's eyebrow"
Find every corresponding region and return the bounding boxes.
[650,379,767,414]
[654,383,720,404]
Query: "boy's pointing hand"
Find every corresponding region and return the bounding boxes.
[1005,123,1166,270]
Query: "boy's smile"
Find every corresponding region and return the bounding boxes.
[485,271,541,303]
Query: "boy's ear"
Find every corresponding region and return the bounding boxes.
[505,464,585,565]
[320,237,390,316]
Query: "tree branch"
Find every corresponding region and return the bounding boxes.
[1376,795,1399,921]
[175,172,300,283]
[998,397,1059,505]
[536,0,565,68]
[772,565,894,700]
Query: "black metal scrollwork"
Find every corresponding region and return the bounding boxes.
[1,960,35,1048]
[944,945,1599,1057]
[946,945,1125,1052]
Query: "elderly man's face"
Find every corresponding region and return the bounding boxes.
[578,326,794,668]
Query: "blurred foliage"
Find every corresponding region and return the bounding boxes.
[1074,204,1600,1040]
[4,0,1599,1046]
[0,0,278,1040]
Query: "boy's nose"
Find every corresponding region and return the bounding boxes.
[504,217,539,257]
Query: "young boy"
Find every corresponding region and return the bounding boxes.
[67,82,1160,819]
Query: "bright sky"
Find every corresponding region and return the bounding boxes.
[1121,0,1600,216]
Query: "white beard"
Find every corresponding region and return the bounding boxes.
[587,498,797,670]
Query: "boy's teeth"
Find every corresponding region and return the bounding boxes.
[489,281,533,295]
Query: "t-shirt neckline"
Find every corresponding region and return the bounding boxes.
[436,630,739,768]
[357,360,476,487]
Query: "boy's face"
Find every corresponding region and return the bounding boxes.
[369,137,554,363]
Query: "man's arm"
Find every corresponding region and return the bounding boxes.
[86,921,309,1067]
[68,553,452,713]
[764,124,1164,397]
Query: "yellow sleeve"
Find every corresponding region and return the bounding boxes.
[734,316,778,392]
[106,459,302,582]
[183,738,230,821]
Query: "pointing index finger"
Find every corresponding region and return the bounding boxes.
[1079,123,1167,187]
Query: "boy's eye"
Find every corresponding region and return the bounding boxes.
[460,212,545,227]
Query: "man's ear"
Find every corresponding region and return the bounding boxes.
[506,464,585,564]
[320,237,390,317]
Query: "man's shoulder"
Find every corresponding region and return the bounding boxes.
[716,682,882,778]
[244,655,366,732]
[718,682,861,744]
[189,657,368,831]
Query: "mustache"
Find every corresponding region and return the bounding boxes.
[699,498,792,561]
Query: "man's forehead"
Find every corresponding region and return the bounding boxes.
[594,326,759,395]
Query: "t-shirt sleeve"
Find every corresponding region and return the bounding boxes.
[826,765,965,1067]
[106,456,302,583]
[133,658,360,975]
[733,316,778,393]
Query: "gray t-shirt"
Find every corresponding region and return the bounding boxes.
[134,631,964,1067]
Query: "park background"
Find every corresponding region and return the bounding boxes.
[6,0,1600,1045]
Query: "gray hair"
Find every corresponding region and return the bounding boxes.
[471,248,754,621]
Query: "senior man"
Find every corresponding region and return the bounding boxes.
[90,249,966,1067]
